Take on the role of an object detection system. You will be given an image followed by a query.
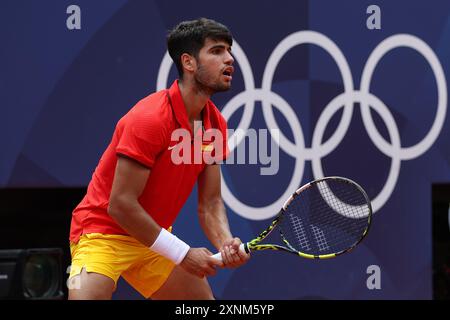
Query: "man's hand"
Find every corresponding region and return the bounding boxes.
[179,248,224,278]
[219,237,250,268]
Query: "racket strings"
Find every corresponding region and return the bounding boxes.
[317,182,368,232]
[283,204,357,254]
[312,187,367,249]
[309,182,368,251]
[280,180,370,255]
[286,214,311,251]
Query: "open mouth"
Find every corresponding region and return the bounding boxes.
[222,67,234,79]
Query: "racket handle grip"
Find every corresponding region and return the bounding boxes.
[211,243,248,261]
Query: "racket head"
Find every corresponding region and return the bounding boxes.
[278,176,372,259]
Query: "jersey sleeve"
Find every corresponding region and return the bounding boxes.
[115,114,167,168]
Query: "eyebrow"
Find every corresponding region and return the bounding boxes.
[208,44,232,52]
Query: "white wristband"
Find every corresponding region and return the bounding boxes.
[150,228,190,264]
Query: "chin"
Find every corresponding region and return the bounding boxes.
[221,81,233,90]
[211,84,231,94]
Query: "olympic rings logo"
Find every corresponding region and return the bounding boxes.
[157,31,447,221]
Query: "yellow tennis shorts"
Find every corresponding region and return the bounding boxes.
[69,232,176,298]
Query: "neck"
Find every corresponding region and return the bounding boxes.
[178,79,210,122]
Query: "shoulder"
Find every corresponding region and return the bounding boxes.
[131,89,172,122]
[119,90,174,138]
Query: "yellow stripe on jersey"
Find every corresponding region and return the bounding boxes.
[201,144,214,152]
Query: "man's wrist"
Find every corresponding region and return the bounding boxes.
[150,228,190,264]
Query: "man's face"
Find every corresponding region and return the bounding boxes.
[193,38,234,94]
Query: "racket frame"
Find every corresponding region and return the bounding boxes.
[244,176,373,259]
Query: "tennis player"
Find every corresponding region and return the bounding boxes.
[68,18,249,300]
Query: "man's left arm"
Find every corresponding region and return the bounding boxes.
[197,164,249,268]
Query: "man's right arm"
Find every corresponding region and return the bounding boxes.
[107,155,223,278]
[108,155,160,246]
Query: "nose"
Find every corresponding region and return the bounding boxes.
[225,50,234,65]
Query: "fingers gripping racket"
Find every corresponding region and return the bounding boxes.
[212,176,372,260]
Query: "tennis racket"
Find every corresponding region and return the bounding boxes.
[212,176,372,260]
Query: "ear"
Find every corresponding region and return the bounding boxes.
[180,53,196,73]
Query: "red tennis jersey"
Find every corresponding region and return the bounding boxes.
[69,80,229,243]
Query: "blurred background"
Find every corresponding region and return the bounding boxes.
[0,0,449,300]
